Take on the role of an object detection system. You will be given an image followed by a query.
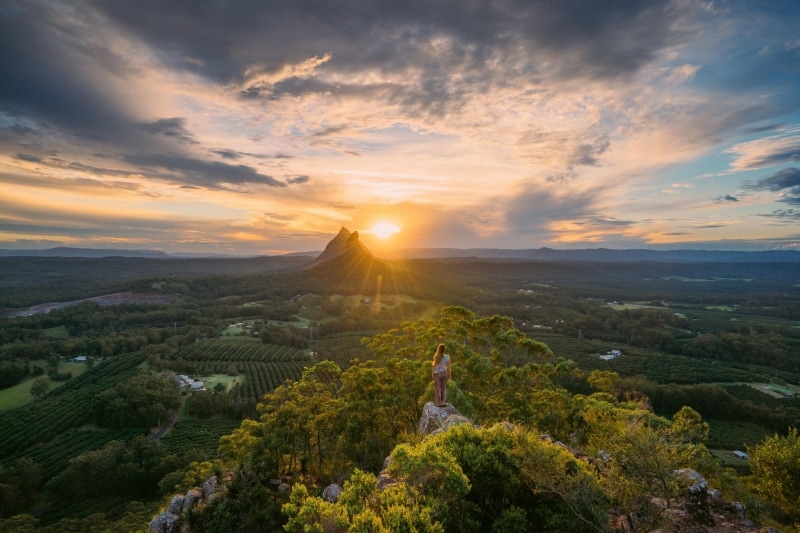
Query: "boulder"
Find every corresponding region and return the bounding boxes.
[430,414,473,436]
[322,483,343,502]
[182,488,202,514]
[201,475,218,500]
[167,494,184,514]
[148,511,179,533]
[674,468,713,526]
[418,402,460,435]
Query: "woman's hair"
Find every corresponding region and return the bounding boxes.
[432,343,445,366]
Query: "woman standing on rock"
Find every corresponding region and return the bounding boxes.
[432,343,451,406]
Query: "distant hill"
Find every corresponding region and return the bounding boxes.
[383,247,800,262]
[2,244,799,262]
[0,247,172,258]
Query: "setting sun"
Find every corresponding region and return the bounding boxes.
[371,222,400,239]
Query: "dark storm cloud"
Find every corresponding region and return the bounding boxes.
[88,0,688,104]
[123,153,286,188]
[139,118,197,144]
[747,167,800,192]
[746,167,800,206]
[0,2,139,143]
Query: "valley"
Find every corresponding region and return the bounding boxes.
[0,240,798,532]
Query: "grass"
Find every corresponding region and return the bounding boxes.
[42,325,69,338]
[267,317,310,328]
[199,373,239,392]
[709,449,751,475]
[0,360,91,411]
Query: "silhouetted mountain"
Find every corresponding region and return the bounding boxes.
[311,227,372,265]
[295,228,435,297]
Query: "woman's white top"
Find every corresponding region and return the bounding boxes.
[433,354,450,374]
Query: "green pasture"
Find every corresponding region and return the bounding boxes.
[330,293,420,310]
[222,319,262,336]
[194,373,240,392]
[42,325,69,338]
[267,317,310,328]
[708,449,751,475]
[607,302,660,311]
[0,360,92,411]
[717,381,799,398]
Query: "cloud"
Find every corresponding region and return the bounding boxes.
[746,166,800,191]
[666,64,701,84]
[139,118,197,144]
[213,149,240,160]
[122,153,286,189]
[286,175,310,185]
[714,194,739,203]
[726,129,800,170]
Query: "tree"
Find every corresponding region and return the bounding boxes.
[748,427,800,526]
[29,376,50,399]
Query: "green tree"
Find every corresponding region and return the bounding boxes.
[29,376,50,399]
[748,427,800,526]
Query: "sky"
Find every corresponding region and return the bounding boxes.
[2,0,800,256]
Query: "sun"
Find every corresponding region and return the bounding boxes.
[371,221,400,239]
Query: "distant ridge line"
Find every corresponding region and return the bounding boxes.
[0,246,798,262]
[382,247,800,262]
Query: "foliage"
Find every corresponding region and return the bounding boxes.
[28,376,50,399]
[94,371,180,428]
[748,427,800,526]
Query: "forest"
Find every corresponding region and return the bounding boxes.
[0,254,798,532]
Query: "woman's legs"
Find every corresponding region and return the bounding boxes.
[434,373,448,405]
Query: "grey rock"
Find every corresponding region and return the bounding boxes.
[201,475,218,500]
[430,414,473,436]
[674,469,713,526]
[182,488,202,515]
[168,494,184,514]
[418,402,459,435]
[148,511,179,533]
[322,483,343,502]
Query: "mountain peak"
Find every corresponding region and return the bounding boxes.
[313,227,372,265]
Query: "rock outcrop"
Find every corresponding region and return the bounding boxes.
[311,227,372,266]
[322,483,343,503]
[418,402,473,436]
[147,476,219,533]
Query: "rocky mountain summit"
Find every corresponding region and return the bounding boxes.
[148,402,782,533]
[310,227,371,266]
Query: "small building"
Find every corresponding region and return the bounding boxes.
[73,355,87,363]
[733,450,749,460]
[600,350,622,361]
[190,381,204,390]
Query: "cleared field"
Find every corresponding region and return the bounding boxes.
[42,325,69,338]
[175,338,311,401]
[0,360,92,411]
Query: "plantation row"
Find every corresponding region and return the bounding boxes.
[0,352,146,456]
[4,428,146,480]
[176,338,311,363]
[722,384,800,409]
[160,418,241,457]
[191,360,306,400]
[706,418,774,450]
